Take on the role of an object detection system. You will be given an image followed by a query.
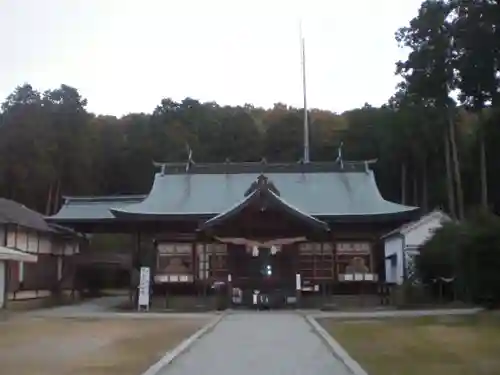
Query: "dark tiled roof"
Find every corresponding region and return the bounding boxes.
[50,162,419,222]
[0,198,54,232]
[113,170,417,218]
[48,195,146,222]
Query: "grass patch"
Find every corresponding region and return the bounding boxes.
[0,316,209,375]
[319,313,500,375]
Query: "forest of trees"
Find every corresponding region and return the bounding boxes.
[1,0,500,220]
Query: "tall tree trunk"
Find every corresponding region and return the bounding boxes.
[444,130,456,219]
[413,171,418,206]
[478,112,488,210]
[421,159,429,213]
[448,113,464,220]
[401,163,407,204]
[45,182,53,215]
[52,179,61,215]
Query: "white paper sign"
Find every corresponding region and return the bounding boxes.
[138,267,150,309]
[295,273,301,291]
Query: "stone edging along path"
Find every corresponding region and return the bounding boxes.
[305,315,369,375]
[140,313,226,375]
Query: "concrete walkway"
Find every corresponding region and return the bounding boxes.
[157,312,352,375]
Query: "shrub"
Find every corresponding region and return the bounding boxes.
[416,211,500,307]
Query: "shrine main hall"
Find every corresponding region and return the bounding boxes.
[49,160,419,308]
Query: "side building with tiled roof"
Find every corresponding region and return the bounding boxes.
[0,198,82,309]
[48,160,419,309]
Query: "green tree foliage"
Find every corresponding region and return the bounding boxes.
[417,212,500,306]
[1,1,500,223]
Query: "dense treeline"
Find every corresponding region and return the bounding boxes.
[2,0,500,221]
[398,0,500,306]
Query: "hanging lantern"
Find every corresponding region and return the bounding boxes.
[252,246,259,257]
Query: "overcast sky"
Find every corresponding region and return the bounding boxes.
[0,0,423,116]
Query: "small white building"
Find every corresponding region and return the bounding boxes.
[382,210,451,285]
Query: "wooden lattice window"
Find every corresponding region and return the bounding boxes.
[298,243,334,280]
[156,243,193,282]
[196,243,227,280]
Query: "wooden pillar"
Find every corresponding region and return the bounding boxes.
[202,243,208,303]
[191,242,196,283]
[332,235,338,296]
[293,243,299,307]
[130,231,141,307]
[211,242,216,281]
[369,242,374,277]
[136,231,142,307]
[321,242,326,305]
[129,234,134,304]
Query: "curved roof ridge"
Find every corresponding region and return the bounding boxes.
[198,180,329,232]
[63,195,147,203]
[52,169,419,222]
[152,160,378,175]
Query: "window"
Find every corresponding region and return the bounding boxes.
[196,243,227,280]
[298,243,334,280]
[156,243,193,282]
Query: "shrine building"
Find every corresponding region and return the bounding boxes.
[48,160,419,308]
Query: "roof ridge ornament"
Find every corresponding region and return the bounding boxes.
[185,143,195,172]
[335,141,344,170]
[244,174,280,197]
[152,161,167,175]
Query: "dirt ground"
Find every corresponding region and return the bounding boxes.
[319,313,500,375]
[0,316,209,375]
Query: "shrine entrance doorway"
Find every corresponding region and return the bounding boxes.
[226,242,298,309]
[196,174,331,309]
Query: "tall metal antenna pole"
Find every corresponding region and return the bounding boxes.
[300,22,310,163]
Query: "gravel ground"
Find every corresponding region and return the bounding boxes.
[0,316,208,375]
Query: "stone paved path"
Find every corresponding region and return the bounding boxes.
[158,312,352,375]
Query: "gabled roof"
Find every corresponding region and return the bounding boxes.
[0,198,54,233]
[381,209,452,239]
[199,175,330,232]
[0,198,83,237]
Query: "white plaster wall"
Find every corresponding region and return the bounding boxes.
[384,236,404,284]
[405,215,444,247]
[54,241,79,256]
[6,228,27,249]
[38,236,52,254]
[64,241,79,255]
[384,236,402,257]
[6,227,53,254]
